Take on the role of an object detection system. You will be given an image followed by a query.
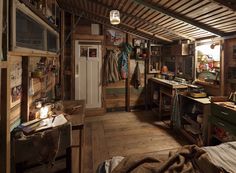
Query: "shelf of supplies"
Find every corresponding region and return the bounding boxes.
[182,115,201,128]
[20,0,59,32]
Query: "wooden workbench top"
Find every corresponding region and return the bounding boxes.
[179,94,211,104]
[62,100,85,128]
[150,78,188,89]
[213,102,236,112]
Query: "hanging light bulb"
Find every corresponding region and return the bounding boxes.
[110,10,120,25]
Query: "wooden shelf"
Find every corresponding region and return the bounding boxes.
[20,0,59,32]
[182,115,201,128]
[180,128,197,144]
[195,80,220,89]
[8,51,58,58]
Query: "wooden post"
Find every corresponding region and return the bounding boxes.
[0,67,11,173]
[21,56,30,122]
[145,41,150,110]
[60,10,65,99]
[125,33,130,112]
[0,0,10,171]
[220,39,225,95]
[71,14,75,99]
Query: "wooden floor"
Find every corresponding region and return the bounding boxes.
[83,111,189,173]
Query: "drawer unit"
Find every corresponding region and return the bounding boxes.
[211,103,236,125]
[209,116,236,136]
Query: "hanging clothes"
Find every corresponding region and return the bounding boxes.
[131,62,141,89]
[171,89,181,129]
[103,50,120,85]
[118,43,133,79]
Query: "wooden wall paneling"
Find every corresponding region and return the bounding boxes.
[71,14,75,99]
[60,10,65,99]
[21,56,30,122]
[9,55,22,127]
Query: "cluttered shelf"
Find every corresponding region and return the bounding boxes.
[194,80,220,89]
[19,0,59,31]
[179,94,211,146]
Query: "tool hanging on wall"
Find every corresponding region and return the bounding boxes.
[131,61,141,89]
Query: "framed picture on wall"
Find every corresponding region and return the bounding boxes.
[105,28,125,46]
[10,60,22,108]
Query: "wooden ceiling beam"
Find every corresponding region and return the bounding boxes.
[83,0,194,41]
[210,0,236,11]
[133,0,226,37]
[57,0,170,43]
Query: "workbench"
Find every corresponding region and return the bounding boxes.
[12,100,85,173]
[149,78,187,121]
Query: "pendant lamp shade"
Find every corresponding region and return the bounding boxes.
[110,10,120,25]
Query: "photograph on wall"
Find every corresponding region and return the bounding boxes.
[105,28,125,46]
[10,60,22,108]
[11,85,22,108]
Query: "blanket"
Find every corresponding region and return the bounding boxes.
[111,145,226,173]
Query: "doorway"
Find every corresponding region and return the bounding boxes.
[75,40,102,108]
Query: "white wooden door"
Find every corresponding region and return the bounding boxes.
[75,41,102,108]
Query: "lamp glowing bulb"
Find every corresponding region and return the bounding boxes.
[40,106,49,119]
[110,10,120,25]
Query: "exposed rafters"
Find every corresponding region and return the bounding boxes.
[133,0,226,37]
[210,0,236,11]
[57,0,172,43]
[83,0,195,41]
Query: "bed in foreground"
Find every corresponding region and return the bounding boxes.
[97,141,236,173]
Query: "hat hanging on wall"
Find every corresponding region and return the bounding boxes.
[110,10,120,25]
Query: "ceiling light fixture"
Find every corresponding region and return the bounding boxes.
[110,10,120,25]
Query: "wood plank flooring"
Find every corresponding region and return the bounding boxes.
[83,111,189,173]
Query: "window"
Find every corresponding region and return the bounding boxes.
[13,5,59,53]
[16,10,45,50]
[47,30,57,52]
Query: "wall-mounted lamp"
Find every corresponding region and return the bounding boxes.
[110,10,120,25]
